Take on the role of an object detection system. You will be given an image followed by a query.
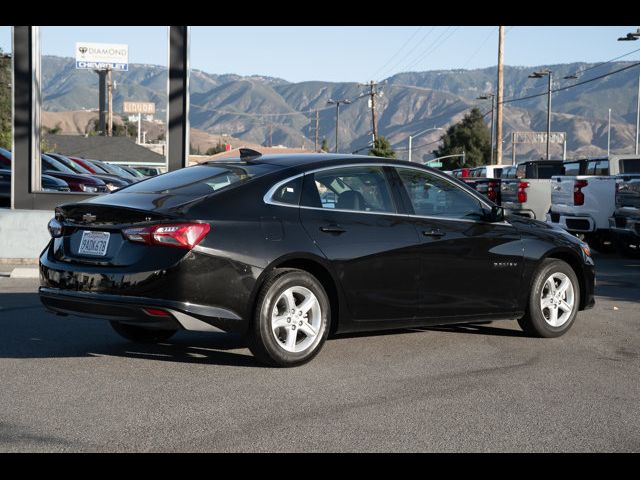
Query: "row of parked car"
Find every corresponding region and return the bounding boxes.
[450,155,640,256]
[0,147,162,206]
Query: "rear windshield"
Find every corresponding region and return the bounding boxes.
[122,163,278,196]
[586,159,609,176]
[536,163,564,179]
[620,158,640,174]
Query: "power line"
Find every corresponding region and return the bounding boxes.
[501,60,640,105]
[403,26,461,73]
[461,27,498,70]
[400,27,454,73]
[371,26,423,81]
[565,46,640,78]
[377,27,436,80]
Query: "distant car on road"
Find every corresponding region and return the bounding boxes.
[40,153,595,367]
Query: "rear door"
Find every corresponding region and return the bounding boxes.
[299,165,421,322]
[391,166,523,319]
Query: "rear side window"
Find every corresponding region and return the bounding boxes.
[493,168,503,178]
[536,163,563,179]
[301,166,396,214]
[563,161,582,176]
[270,176,303,205]
[516,164,527,179]
[620,159,640,174]
[122,164,277,196]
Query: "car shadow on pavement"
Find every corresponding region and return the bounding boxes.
[0,292,264,367]
[332,321,526,340]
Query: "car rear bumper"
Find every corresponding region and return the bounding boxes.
[547,212,596,233]
[39,287,247,333]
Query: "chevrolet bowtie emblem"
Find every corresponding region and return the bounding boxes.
[82,213,96,223]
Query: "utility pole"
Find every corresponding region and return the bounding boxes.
[546,72,552,160]
[495,26,505,165]
[269,123,273,147]
[327,98,351,153]
[107,67,113,136]
[360,81,379,141]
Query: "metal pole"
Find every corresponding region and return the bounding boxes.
[563,137,567,161]
[512,132,516,165]
[495,26,505,165]
[636,75,639,155]
[546,72,552,160]
[408,135,413,162]
[335,103,339,153]
[107,67,113,137]
[607,108,612,157]
[490,96,495,164]
[137,114,141,144]
[98,70,107,135]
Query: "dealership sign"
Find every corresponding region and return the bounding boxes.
[75,42,129,71]
[123,101,156,114]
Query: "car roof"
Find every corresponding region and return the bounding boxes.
[204,153,434,171]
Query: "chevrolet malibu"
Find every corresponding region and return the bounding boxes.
[39,152,595,367]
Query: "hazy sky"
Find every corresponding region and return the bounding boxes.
[1,26,638,82]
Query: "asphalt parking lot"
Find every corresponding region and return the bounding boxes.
[0,253,638,452]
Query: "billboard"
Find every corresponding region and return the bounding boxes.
[123,101,156,115]
[513,132,566,144]
[75,42,128,71]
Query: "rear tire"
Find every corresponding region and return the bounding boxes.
[109,321,177,343]
[518,259,580,338]
[248,269,330,367]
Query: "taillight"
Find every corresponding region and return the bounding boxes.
[123,223,210,249]
[47,218,64,238]
[574,180,588,206]
[517,182,529,203]
[142,307,171,317]
[487,181,499,202]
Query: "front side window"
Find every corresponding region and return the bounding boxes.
[621,158,640,174]
[301,166,396,214]
[396,168,484,220]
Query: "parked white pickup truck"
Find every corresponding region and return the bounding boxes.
[546,155,640,251]
[501,160,564,220]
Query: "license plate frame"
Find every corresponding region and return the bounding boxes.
[78,231,110,257]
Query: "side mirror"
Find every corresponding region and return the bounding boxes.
[490,205,505,222]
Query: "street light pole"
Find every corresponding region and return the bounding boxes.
[608,108,612,157]
[477,93,495,164]
[529,70,552,160]
[327,98,351,153]
[407,126,443,162]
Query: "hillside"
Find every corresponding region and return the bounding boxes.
[40,56,640,161]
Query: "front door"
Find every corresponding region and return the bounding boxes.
[391,167,524,320]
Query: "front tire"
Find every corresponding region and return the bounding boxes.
[518,259,580,338]
[248,269,331,367]
[110,321,177,343]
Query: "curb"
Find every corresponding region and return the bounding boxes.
[9,267,40,279]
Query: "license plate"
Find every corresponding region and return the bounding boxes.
[78,231,110,256]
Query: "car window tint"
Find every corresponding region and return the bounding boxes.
[516,164,527,179]
[620,158,640,173]
[396,168,484,220]
[563,162,581,176]
[271,176,302,205]
[537,164,563,179]
[303,166,396,213]
[595,160,609,175]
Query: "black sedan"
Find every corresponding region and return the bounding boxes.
[39,153,595,367]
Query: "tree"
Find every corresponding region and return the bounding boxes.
[320,138,329,152]
[0,49,11,150]
[205,140,227,156]
[432,107,490,169]
[369,136,396,158]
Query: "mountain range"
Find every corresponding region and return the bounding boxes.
[41,55,640,161]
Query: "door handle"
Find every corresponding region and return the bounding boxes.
[320,225,346,234]
[422,228,445,238]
